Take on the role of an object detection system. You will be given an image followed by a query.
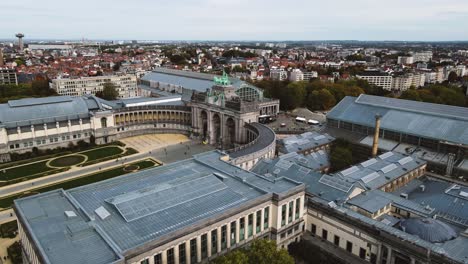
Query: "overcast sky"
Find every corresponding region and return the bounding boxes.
[1,0,468,41]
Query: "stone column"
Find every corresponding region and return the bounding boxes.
[174,245,179,264]
[217,227,222,253]
[161,250,167,264]
[253,212,257,236]
[185,241,191,264]
[235,219,240,244]
[207,231,212,258]
[260,209,265,232]
[226,222,231,248]
[196,236,202,263]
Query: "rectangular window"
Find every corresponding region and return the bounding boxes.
[346,241,353,253]
[288,201,294,223]
[311,224,316,235]
[201,234,208,259]
[154,254,162,264]
[322,229,328,240]
[167,248,175,264]
[190,238,197,264]
[334,235,340,246]
[281,205,287,226]
[248,214,254,237]
[179,244,186,264]
[230,221,236,246]
[140,259,149,264]
[221,225,227,250]
[211,230,218,254]
[295,198,301,220]
[239,218,245,241]
[359,248,366,259]
[264,207,269,229]
[256,210,261,233]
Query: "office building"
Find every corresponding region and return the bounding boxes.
[51,75,138,98]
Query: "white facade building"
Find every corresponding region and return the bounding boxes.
[356,72,393,90]
[0,68,18,85]
[411,51,433,62]
[397,56,414,65]
[270,68,288,81]
[289,69,304,82]
[51,75,138,98]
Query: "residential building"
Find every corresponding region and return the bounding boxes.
[269,68,288,81]
[391,73,425,91]
[356,71,393,90]
[397,56,414,65]
[51,75,138,98]
[0,68,18,85]
[411,51,433,62]
[302,71,318,81]
[289,69,304,82]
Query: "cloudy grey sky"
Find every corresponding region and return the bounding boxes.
[1,0,468,41]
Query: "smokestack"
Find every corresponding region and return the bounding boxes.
[0,49,4,67]
[371,114,381,157]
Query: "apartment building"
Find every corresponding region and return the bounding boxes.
[0,68,18,85]
[269,68,288,81]
[289,69,304,82]
[356,71,393,90]
[391,73,425,91]
[51,74,138,98]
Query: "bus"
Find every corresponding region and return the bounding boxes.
[308,119,320,125]
[295,117,307,123]
[259,115,276,124]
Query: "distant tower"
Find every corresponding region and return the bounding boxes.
[15,33,25,52]
[371,114,381,157]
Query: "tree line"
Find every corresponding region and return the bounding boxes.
[0,79,56,103]
[254,79,390,111]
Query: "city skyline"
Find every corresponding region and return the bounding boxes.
[1,0,468,41]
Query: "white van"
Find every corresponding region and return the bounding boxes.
[308,119,320,125]
[295,117,306,123]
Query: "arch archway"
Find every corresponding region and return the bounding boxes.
[225,117,236,148]
[201,110,208,139]
[212,113,221,144]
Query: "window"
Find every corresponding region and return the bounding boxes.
[256,210,261,233]
[288,201,294,223]
[140,259,149,264]
[201,234,208,259]
[221,225,227,250]
[264,207,269,229]
[295,198,301,220]
[322,229,328,240]
[230,221,236,246]
[179,244,186,264]
[211,230,218,254]
[248,214,253,237]
[101,117,108,128]
[311,224,316,235]
[281,205,287,226]
[359,248,366,259]
[346,241,353,253]
[239,218,245,241]
[334,235,340,246]
[155,254,163,264]
[167,248,175,264]
[190,238,197,264]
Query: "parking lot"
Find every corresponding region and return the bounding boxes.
[266,108,327,134]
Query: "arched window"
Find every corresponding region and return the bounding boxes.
[101,117,108,128]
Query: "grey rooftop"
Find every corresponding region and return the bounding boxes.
[327,94,468,146]
[277,131,335,154]
[14,151,304,264]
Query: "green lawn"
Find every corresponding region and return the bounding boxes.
[0,159,159,210]
[0,161,54,181]
[81,146,124,162]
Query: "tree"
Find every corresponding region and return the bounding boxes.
[211,239,294,264]
[98,82,119,100]
[280,82,306,110]
[448,71,458,83]
[307,89,336,110]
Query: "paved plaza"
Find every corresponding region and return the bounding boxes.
[120,134,190,153]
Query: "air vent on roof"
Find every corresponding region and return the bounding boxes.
[460,191,468,198]
[398,156,413,165]
[379,152,394,160]
[400,193,408,199]
[64,211,77,218]
[95,206,111,220]
[213,172,228,181]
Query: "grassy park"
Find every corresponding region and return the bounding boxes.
[0,159,159,210]
[0,145,138,187]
